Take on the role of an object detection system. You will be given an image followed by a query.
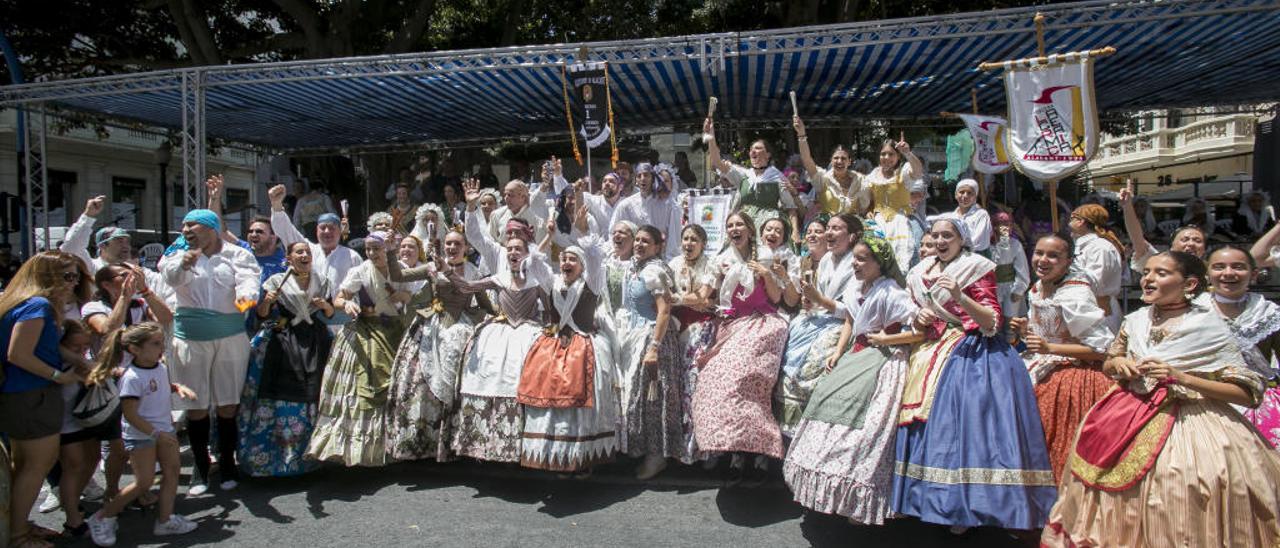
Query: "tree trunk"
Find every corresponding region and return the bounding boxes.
[179,0,223,65]
[387,0,437,54]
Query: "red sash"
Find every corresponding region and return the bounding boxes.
[1069,386,1178,491]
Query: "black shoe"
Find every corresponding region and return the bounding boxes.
[64,521,89,537]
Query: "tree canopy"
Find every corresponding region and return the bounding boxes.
[0,0,1046,82]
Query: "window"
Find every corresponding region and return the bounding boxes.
[44,169,76,227]
[224,188,250,236]
[111,176,146,230]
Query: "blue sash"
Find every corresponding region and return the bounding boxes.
[174,308,246,341]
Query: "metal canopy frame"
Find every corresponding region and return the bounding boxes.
[5,0,1280,249]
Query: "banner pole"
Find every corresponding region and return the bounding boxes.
[586,141,592,182]
[1049,179,1060,233]
[971,88,988,209]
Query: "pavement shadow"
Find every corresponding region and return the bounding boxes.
[713,485,803,527]
[799,512,1040,548]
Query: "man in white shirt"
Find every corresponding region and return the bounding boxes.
[157,209,260,494]
[487,179,546,242]
[608,162,682,259]
[268,184,362,300]
[61,195,174,307]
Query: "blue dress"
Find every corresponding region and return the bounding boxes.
[891,270,1056,529]
[617,261,686,460]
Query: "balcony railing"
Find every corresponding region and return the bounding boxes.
[1091,114,1256,170]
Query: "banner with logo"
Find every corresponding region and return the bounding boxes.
[561,62,619,168]
[687,192,734,252]
[957,113,1011,175]
[1002,54,1100,182]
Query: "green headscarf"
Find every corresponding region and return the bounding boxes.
[860,235,905,288]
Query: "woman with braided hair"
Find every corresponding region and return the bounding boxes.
[783,235,918,524]
[692,211,789,482]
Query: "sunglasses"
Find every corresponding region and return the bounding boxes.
[62,271,81,283]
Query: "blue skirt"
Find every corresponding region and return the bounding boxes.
[776,312,843,437]
[891,333,1057,529]
[237,328,320,478]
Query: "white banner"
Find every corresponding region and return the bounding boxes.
[957,113,1011,175]
[1003,55,1100,182]
[687,192,734,253]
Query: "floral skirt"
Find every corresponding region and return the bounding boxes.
[775,312,842,438]
[305,317,403,467]
[451,395,523,463]
[692,313,788,459]
[237,327,320,477]
[385,313,474,462]
[783,346,907,524]
[1044,398,1280,547]
[1244,384,1280,449]
[1033,362,1114,482]
[618,317,686,461]
[678,319,716,463]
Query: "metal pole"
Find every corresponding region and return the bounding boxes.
[586,142,592,182]
[159,162,170,242]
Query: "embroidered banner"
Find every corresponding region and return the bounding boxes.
[687,192,734,253]
[1002,54,1100,182]
[957,113,1011,175]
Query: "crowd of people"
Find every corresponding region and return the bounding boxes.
[2,113,1280,548]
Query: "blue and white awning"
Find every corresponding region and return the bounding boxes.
[3,0,1278,152]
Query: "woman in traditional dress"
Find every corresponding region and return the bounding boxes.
[516,216,618,474]
[1204,245,1280,448]
[862,135,925,273]
[1010,234,1114,482]
[759,217,801,308]
[793,116,867,218]
[892,215,1056,531]
[305,232,414,466]
[693,211,789,480]
[1233,191,1276,240]
[1042,251,1280,547]
[447,179,553,463]
[618,225,684,479]
[239,241,334,477]
[952,179,991,254]
[384,229,489,461]
[703,117,801,239]
[669,224,717,462]
[783,235,918,524]
[775,214,861,437]
[1069,204,1125,331]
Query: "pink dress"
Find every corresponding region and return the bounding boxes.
[691,279,788,459]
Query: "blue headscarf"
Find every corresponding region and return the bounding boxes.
[164,209,222,256]
[317,213,341,226]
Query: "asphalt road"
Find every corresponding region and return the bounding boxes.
[34,459,1040,547]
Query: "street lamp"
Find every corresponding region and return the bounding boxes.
[155,142,172,242]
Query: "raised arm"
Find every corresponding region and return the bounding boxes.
[61,196,105,268]
[896,133,924,181]
[793,116,821,180]
[206,175,241,245]
[1251,219,1280,268]
[269,184,309,246]
[1119,179,1152,264]
[703,117,730,175]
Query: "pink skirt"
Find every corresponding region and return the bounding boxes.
[692,313,788,459]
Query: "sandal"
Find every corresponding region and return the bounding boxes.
[24,522,61,539]
[8,531,54,548]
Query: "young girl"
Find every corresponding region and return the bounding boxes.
[784,236,918,524]
[86,323,198,546]
[669,224,717,462]
[1205,245,1280,448]
[760,218,800,309]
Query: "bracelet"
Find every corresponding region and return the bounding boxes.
[797,136,807,142]
[49,368,61,381]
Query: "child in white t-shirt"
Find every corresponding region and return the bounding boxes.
[86,322,199,546]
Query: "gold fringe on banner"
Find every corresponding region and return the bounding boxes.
[604,62,618,168]
[560,64,583,166]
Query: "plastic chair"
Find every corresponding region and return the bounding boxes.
[139,242,165,270]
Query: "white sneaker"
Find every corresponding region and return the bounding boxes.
[219,479,238,491]
[83,477,106,501]
[153,514,198,536]
[87,512,118,547]
[37,488,61,513]
[188,482,209,496]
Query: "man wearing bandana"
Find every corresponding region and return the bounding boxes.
[608,162,682,259]
[60,195,175,307]
[269,184,363,317]
[158,209,261,495]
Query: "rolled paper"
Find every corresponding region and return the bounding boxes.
[340,199,349,217]
[789,90,798,117]
[707,96,718,119]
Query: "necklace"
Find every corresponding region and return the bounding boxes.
[1213,292,1248,304]
[1152,301,1190,322]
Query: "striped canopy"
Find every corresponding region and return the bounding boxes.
[3,0,1278,153]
